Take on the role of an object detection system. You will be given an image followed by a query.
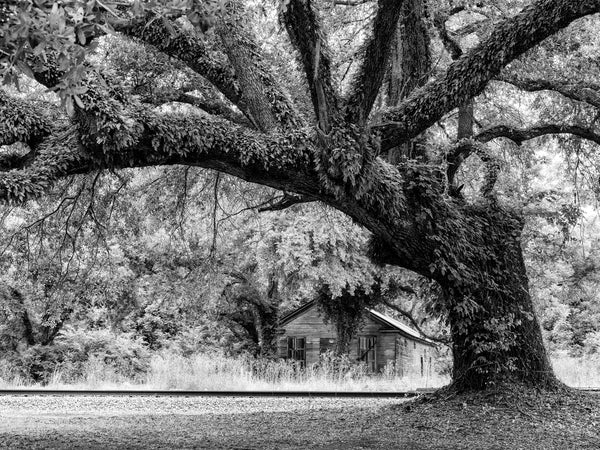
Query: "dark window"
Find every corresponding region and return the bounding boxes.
[287,337,306,366]
[358,336,377,372]
[420,356,424,377]
[319,338,336,354]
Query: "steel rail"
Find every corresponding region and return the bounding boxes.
[0,388,596,397]
[0,389,426,397]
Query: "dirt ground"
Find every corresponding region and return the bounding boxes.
[0,388,598,449]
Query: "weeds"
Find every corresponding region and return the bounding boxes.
[0,350,596,391]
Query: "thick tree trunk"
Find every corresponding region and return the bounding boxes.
[441,210,555,390]
[447,267,555,390]
[367,185,557,391]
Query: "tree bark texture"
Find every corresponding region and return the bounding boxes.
[386,0,431,164]
[442,209,555,389]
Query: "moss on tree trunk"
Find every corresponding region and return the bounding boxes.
[440,208,556,390]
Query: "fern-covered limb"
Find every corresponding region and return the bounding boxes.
[118,14,243,111]
[216,2,303,132]
[282,0,340,132]
[345,0,404,124]
[496,76,600,110]
[475,124,600,145]
[447,124,600,195]
[375,0,600,151]
[142,90,252,128]
[0,89,437,279]
[0,105,318,203]
[445,138,501,198]
[0,90,51,147]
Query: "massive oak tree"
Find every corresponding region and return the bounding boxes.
[2,0,600,390]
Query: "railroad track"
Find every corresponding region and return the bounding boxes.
[0,387,596,397]
[0,389,426,398]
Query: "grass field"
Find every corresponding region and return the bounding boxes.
[0,351,597,391]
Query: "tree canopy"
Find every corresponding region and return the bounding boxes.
[2,0,600,390]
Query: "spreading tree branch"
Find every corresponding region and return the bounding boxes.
[376,0,600,151]
[143,90,252,127]
[475,124,600,145]
[345,0,404,124]
[433,9,463,59]
[282,0,339,132]
[257,193,314,212]
[216,2,302,132]
[447,124,600,196]
[120,15,242,109]
[496,75,600,110]
[0,104,321,206]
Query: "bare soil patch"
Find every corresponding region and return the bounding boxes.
[0,387,598,449]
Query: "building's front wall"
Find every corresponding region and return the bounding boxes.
[278,304,435,376]
[277,305,337,366]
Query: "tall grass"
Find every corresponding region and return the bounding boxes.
[143,352,449,391]
[552,353,600,388]
[1,351,597,391]
[0,350,449,391]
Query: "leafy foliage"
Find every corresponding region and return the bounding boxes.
[1,0,600,391]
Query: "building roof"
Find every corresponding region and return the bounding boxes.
[279,300,436,346]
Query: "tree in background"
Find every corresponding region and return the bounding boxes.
[2,0,600,391]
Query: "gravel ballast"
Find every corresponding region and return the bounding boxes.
[0,394,404,449]
[1,389,599,449]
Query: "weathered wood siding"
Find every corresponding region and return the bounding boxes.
[279,303,435,376]
[279,305,337,366]
[394,336,434,378]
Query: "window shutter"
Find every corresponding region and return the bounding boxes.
[277,337,288,358]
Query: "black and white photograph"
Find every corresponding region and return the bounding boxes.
[0,0,599,448]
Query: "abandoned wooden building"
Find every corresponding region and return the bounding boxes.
[277,300,436,377]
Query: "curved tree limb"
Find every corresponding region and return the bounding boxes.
[345,0,404,124]
[119,15,242,109]
[120,9,301,132]
[475,124,600,145]
[258,193,315,212]
[282,0,339,132]
[142,90,252,128]
[433,9,463,60]
[216,2,302,132]
[375,0,600,151]
[496,75,600,110]
[447,124,600,196]
[445,138,501,199]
